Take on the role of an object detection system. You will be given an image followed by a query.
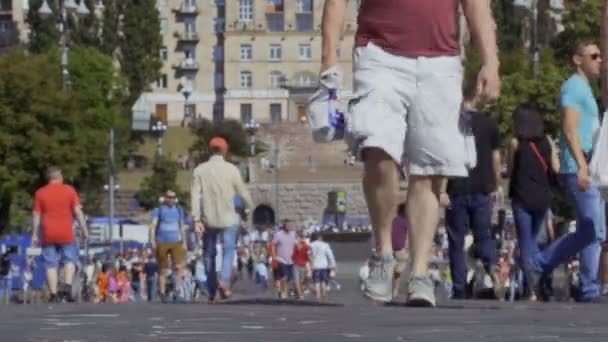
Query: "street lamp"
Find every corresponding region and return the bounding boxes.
[151,120,168,157]
[38,0,90,90]
[244,119,260,183]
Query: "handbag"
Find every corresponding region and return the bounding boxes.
[529,141,559,188]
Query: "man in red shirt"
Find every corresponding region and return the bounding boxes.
[292,231,311,299]
[321,0,500,306]
[32,167,88,303]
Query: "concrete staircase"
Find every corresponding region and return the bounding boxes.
[253,123,363,183]
[99,190,149,220]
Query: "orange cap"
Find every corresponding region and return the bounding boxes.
[208,136,228,154]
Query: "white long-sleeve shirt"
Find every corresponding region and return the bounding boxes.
[309,240,336,270]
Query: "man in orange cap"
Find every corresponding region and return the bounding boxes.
[191,136,254,302]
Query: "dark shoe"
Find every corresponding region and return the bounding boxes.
[48,294,61,303]
[451,291,467,300]
[160,293,170,304]
[59,284,76,303]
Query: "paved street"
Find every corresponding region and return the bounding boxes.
[1,269,607,342]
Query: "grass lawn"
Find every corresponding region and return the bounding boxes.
[118,127,196,192]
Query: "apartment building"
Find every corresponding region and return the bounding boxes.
[0,0,28,52]
[222,0,357,125]
[133,0,358,129]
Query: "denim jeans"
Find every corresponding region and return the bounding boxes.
[512,203,547,295]
[203,225,238,299]
[446,193,496,295]
[529,174,606,300]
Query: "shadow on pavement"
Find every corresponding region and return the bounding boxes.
[217,298,344,307]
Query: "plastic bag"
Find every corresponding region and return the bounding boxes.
[590,111,608,199]
[307,66,348,143]
[460,111,478,170]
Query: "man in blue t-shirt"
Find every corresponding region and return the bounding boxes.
[526,41,606,302]
[150,190,187,303]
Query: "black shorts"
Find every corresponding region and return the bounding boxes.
[276,262,294,282]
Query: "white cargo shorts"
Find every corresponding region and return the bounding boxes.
[347,43,468,177]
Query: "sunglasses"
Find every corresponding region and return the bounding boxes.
[167,196,176,199]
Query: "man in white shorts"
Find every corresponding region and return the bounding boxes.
[321,0,500,306]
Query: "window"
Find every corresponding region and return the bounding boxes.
[336,47,341,58]
[240,103,253,123]
[185,0,197,7]
[239,0,253,22]
[296,0,313,31]
[266,12,284,32]
[157,74,168,88]
[240,71,252,88]
[296,0,312,12]
[240,44,252,61]
[214,17,225,33]
[160,47,168,61]
[157,0,168,7]
[214,72,224,89]
[185,104,196,118]
[269,71,284,89]
[270,103,282,125]
[213,104,224,122]
[269,44,282,61]
[213,45,224,62]
[95,0,104,8]
[185,17,196,33]
[160,18,168,34]
[299,43,312,60]
[185,74,196,90]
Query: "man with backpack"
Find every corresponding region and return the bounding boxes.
[150,190,187,303]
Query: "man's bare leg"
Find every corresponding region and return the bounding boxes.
[46,269,58,296]
[361,148,399,302]
[363,148,399,256]
[405,175,443,306]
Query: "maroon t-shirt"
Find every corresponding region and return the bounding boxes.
[355,0,460,57]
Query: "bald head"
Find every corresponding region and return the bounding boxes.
[46,166,63,183]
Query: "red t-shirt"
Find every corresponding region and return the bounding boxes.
[355,0,459,57]
[33,182,80,245]
[267,242,279,270]
[292,240,310,268]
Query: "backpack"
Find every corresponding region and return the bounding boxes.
[156,205,185,234]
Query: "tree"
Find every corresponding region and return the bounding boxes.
[190,119,258,164]
[0,48,128,233]
[119,0,162,105]
[100,0,124,56]
[69,0,102,48]
[551,0,603,65]
[135,156,186,210]
[27,0,60,53]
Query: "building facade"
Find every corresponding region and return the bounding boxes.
[133,0,358,129]
[0,0,28,52]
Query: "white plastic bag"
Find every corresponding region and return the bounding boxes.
[307,66,348,143]
[590,111,608,198]
[461,111,478,170]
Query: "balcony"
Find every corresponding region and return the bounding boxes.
[173,3,199,15]
[0,0,11,15]
[174,30,199,42]
[172,59,199,71]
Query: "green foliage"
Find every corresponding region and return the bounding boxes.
[190,119,265,164]
[119,0,163,105]
[134,156,186,210]
[100,0,124,56]
[27,0,60,53]
[69,0,102,48]
[0,48,128,232]
[551,0,604,65]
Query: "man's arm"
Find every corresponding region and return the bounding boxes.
[150,217,158,246]
[462,0,500,100]
[32,213,41,246]
[562,108,587,171]
[321,0,348,71]
[190,169,203,226]
[493,150,502,190]
[233,167,254,212]
[601,0,608,105]
[73,206,88,242]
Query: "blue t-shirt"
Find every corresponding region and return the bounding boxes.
[558,74,600,174]
[152,205,184,243]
